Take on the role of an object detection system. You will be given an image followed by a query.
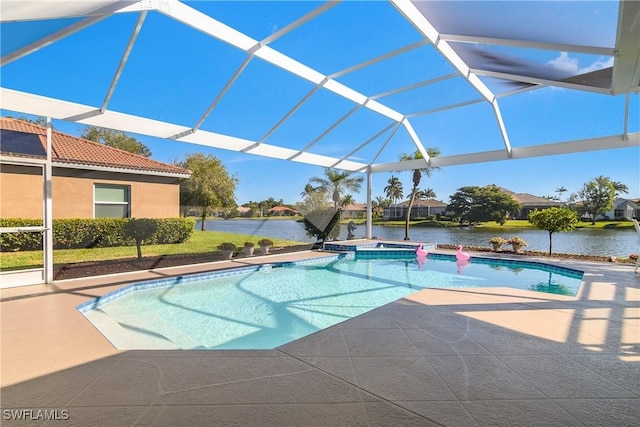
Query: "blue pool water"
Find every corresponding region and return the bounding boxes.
[79,254,583,350]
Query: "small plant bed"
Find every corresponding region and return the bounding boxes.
[436,244,636,264]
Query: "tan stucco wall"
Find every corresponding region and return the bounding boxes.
[1,165,181,219]
[0,165,43,219]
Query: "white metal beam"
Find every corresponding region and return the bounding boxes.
[0,88,368,170]
[330,40,428,79]
[288,105,362,161]
[44,118,53,284]
[0,1,140,66]
[407,98,484,118]
[101,11,147,113]
[370,123,402,164]
[491,100,512,157]
[612,0,640,94]
[372,73,458,100]
[185,2,338,140]
[371,133,640,172]
[0,0,138,22]
[439,34,614,56]
[401,118,430,162]
[161,1,405,124]
[331,123,397,169]
[470,68,612,95]
[390,0,496,103]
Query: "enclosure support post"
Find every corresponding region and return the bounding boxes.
[44,117,54,284]
[366,166,372,239]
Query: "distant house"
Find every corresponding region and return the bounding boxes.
[341,203,367,219]
[496,187,561,219]
[590,198,640,220]
[0,118,190,220]
[268,206,300,216]
[610,198,639,219]
[384,199,448,220]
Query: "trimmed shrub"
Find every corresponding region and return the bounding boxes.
[151,218,195,244]
[0,218,44,251]
[1,217,195,252]
[124,218,158,259]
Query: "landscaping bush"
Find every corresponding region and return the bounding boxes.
[124,218,158,259]
[151,218,195,244]
[0,217,195,252]
[53,218,128,249]
[0,218,44,251]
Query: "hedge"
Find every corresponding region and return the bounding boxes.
[0,217,196,252]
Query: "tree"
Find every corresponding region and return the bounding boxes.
[9,116,54,129]
[398,148,442,240]
[384,175,404,220]
[611,181,629,197]
[529,207,579,255]
[308,168,363,210]
[384,175,404,204]
[372,196,390,218]
[554,186,567,202]
[416,187,436,200]
[81,126,152,157]
[576,176,621,224]
[447,185,521,224]
[123,218,158,259]
[340,194,354,209]
[174,153,238,231]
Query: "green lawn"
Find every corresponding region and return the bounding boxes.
[0,230,307,270]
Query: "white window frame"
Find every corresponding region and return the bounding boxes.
[93,183,131,218]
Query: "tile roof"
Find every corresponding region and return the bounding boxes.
[0,117,189,176]
[397,199,447,207]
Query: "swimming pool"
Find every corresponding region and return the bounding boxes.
[78,253,583,350]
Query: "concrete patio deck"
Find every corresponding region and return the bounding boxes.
[1,248,639,426]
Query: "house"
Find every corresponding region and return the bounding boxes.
[496,187,561,219]
[341,203,367,219]
[0,118,190,220]
[587,198,640,220]
[384,199,448,220]
[608,198,639,220]
[268,206,300,216]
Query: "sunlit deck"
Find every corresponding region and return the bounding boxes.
[1,247,638,426]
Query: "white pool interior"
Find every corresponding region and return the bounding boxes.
[79,253,583,350]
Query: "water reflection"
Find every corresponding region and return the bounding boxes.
[530,271,573,296]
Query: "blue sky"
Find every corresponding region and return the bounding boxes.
[1,1,638,205]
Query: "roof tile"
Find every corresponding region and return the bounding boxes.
[0,118,189,176]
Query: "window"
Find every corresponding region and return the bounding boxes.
[94,184,130,218]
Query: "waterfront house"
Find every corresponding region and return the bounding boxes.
[384,199,448,220]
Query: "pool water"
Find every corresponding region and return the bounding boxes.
[80,254,583,350]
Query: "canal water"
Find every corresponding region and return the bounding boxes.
[198,219,639,258]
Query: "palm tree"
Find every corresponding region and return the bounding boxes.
[340,194,354,209]
[416,187,436,200]
[555,186,567,202]
[398,148,441,240]
[384,175,404,219]
[309,168,364,210]
[300,183,315,200]
[611,181,629,197]
[372,196,390,218]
